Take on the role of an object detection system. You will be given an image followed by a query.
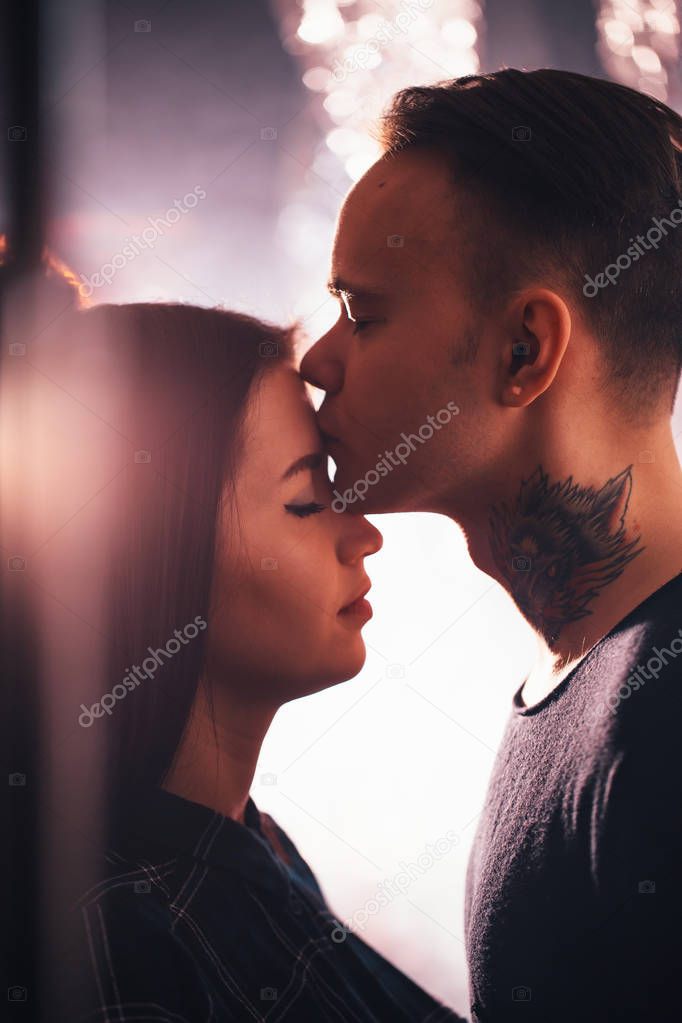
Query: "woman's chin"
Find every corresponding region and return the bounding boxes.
[336,653,366,684]
[292,648,366,700]
[334,635,367,681]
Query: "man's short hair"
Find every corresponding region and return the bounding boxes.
[381,69,682,415]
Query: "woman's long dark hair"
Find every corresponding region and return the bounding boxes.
[55,302,293,834]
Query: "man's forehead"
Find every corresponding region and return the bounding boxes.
[343,151,453,226]
[333,150,457,272]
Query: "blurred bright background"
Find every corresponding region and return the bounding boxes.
[28,0,682,1012]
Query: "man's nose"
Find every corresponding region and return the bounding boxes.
[300,338,344,396]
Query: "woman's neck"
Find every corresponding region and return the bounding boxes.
[161,679,277,823]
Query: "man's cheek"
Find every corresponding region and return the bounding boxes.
[349,377,398,432]
[348,407,391,459]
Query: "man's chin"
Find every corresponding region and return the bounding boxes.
[330,467,401,515]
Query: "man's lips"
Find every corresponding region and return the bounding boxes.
[318,409,341,445]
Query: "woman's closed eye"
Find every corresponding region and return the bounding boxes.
[282,458,335,518]
[284,501,327,518]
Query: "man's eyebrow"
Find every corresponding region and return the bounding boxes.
[280,451,325,482]
[326,276,384,300]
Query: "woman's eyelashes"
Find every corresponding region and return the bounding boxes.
[284,464,335,518]
[284,501,327,518]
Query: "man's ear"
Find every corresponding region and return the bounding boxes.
[499,289,572,407]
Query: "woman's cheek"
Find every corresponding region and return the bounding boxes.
[286,545,337,628]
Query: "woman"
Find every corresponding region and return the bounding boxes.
[52,301,459,1022]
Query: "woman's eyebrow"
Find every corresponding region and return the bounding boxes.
[280,451,325,482]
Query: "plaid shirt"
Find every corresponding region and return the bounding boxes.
[73,786,462,1022]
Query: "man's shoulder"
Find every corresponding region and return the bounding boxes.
[596,585,679,707]
[571,572,681,724]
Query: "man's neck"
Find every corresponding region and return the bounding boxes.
[461,435,682,706]
[519,549,682,706]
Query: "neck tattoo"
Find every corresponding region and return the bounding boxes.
[488,465,645,645]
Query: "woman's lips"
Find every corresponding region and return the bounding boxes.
[338,595,373,623]
[338,596,373,622]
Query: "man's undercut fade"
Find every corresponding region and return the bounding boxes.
[381,68,682,416]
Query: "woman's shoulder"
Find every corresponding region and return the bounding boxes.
[256,806,328,903]
[71,849,215,1023]
[76,847,180,909]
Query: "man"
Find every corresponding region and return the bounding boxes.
[300,69,682,1021]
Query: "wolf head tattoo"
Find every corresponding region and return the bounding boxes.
[489,465,644,643]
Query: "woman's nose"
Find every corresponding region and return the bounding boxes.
[338,515,383,564]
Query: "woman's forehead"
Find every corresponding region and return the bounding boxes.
[240,366,321,482]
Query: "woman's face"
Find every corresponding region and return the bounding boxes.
[207,363,383,704]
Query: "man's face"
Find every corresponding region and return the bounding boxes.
[300,148,498,516]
